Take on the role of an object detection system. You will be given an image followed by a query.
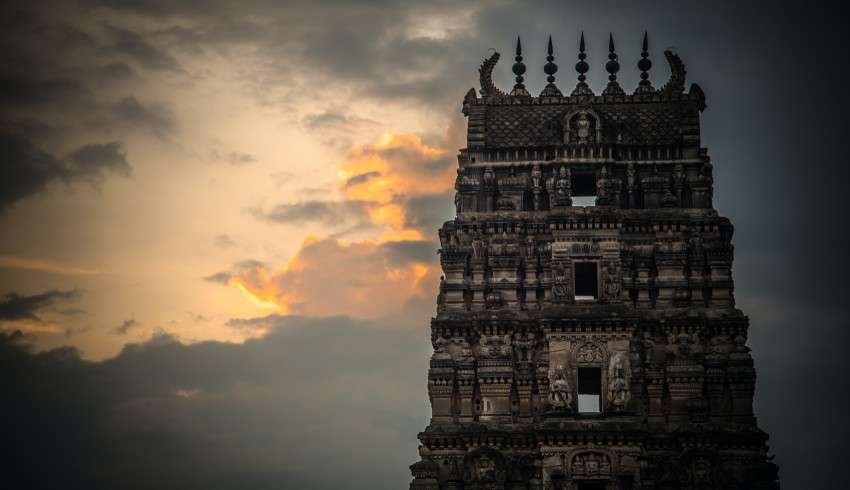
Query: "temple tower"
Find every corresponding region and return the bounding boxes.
[409,33,779,489]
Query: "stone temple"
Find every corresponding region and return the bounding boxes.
[408,34,779,489]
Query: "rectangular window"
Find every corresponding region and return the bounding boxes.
[571,172,596,207]
[574,262,598,301]
[577,367,601,413]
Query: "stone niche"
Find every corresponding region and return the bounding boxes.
[546,336,631,415]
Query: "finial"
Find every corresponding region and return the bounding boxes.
[603,33,624,95]
[576,32,588,83]
[540,35,562,97]
[636,30,654,94]
[511,36,529,97]
[572,32,593,96]
[545,36,557,83]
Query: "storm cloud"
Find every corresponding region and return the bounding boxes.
[0,316,429,490]
[0,132,130,212]
[0,289,81,322]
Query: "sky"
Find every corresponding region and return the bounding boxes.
[1,0,848,488]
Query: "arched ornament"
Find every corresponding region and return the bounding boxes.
[660,49,686,95]
[479,51,507,98]
[574,341,607,365]
[563,108,603,144]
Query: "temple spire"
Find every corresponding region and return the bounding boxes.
[572,32,593,96]
[511,36,530,97]
[635,30,654,94]
[540,35,562,97]
[603,33,624,95]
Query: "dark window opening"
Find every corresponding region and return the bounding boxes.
[571,172,597,207]
[574,262,598,301]
[577,367,601,413]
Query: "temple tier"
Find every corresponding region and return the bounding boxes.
[409,34,779,490]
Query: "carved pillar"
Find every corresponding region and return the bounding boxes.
[428,345,456,423]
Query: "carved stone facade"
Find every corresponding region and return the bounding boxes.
[410,35,779,489]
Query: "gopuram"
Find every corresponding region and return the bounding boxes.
[409,33,779,489]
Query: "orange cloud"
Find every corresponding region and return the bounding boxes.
[229,132,453,320]
[228,237,439,319]
[338,133,455,240]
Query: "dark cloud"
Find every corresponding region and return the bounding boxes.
[0,76,94,109]
[203,271,231,284]
[67,141,131,177]
[113,317,138,334]
[403,191,454,232]
[99,61,137,80]
[343,170,381,188]
[203,259,265,286]
[247,200,370,226]
[379,240,437,266]
[0,131,131,212]
[104,23,181,71]
[0,315,429,489]
[233,259,265,269]
[302,111,350,129]
[111,96,175,136]
[302,110,379,131]
[0,289,80,322]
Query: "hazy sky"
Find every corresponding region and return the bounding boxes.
[1,0,848,488]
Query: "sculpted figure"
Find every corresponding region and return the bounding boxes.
[576,112,591,143]
[548,365,573,411]
[531,164,542,188]
[607,353,629,409]
[471,234,483,259]
[604,263,621,299]
[483,166,495,186]
[642,332,656,365]
[554,166,571,204]
[431,336,452,361]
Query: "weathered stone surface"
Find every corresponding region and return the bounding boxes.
[411,41,779,489]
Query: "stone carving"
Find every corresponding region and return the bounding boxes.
[604,262,621,299]
[471,233,484,259]
[431,336,453,361]
[571,452,612,478]
[513,332,536,363]
[531,164,542,188]
[733,334,750,353]
[553,166,572,207]
[483,166,495,186]
[571,242,601,256]
[463,447,507,484]
[576,343,605,364]
[478,334,512,358]
[576,113,591,143]
[607,352,629,410]
[485,290,503,309]
[552,263,571,299]
[643,332,656,366]
[548,365,573,411]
